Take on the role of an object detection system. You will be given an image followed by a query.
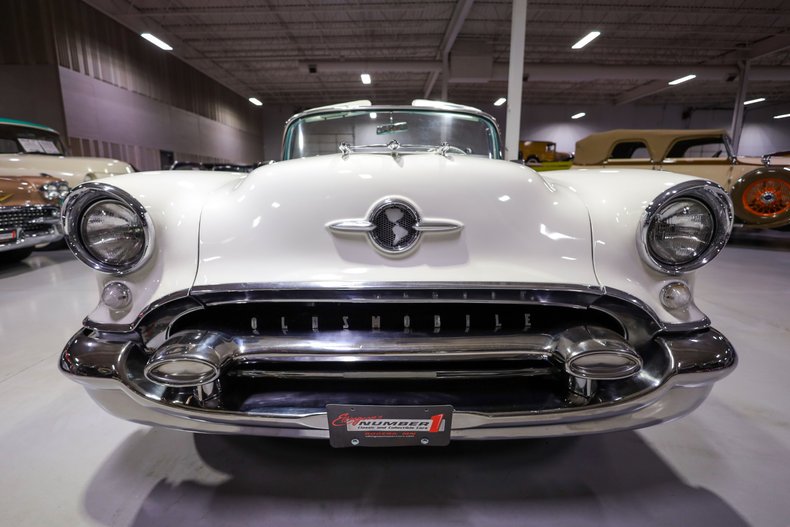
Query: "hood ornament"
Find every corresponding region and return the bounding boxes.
[327,197,463,255]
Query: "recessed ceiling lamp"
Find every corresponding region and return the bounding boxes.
[571,31,601,50]
[360,73,372,85]
[494,97,507,106]
[571,112,586,119]
[774,113,790,120]
[248,97,263,106]
[744,97,766,106]
[668,74,696,85]
[141,33,173,51]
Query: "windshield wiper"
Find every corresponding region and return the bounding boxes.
[338,140,469,158]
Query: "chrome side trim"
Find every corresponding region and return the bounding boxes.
[61,182,155,275]
[637,180,733,275]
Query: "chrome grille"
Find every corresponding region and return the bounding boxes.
[0,206,59,230]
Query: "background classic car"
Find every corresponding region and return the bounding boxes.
[0,174,67,262]
[0,118,134,187]
[574,129,790,229]
[60,101,736,447]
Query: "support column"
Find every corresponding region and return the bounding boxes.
[730,60,751,155]
[505,0,527,160]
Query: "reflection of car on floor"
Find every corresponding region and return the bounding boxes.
[61,100,736,447]
[574,129,790,229]
[0,118,134,187]
[0,174,67,263]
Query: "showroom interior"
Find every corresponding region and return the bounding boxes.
[1,0,789,526]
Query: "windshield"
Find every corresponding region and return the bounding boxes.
[0,124,65,155]
[284,110,501,160]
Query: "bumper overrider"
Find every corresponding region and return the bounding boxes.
[60,285,736,441]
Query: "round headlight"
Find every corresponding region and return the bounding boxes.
[638,181,733,274]
[80,200,145,266]
[40,183,60,201]
[647,198,714,265]
[62,182,154,274]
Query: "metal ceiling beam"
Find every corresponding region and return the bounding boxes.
[422,0,475,100]
[301,61,790,82]
[613,33,790,105]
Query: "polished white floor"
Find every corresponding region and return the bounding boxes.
[1,232,789,527]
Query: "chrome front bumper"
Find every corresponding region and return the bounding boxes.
[61,326,736,439]
[0,226,62,253]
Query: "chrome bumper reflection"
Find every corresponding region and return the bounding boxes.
[0,225,63,253]
[60,326,736,439]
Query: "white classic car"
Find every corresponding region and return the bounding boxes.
[0,118,134,187]
[61,100,736,447]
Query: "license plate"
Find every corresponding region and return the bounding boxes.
[327,404,453,448]
[0,230,17,243]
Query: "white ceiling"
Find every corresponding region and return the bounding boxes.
[84,0,790,110]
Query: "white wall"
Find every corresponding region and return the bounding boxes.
[59,67,264,167]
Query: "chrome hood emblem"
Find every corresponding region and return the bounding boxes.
[327,197,463,254]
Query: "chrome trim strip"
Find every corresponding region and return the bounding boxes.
[637,180,733,275]
[414,219,464,232]
[326,219,375,232]
[61,182,155,275]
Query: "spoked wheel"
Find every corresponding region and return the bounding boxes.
[731,168,790,228]
[741,178,790,217]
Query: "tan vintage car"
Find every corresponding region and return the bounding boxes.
[574,129,790,229]
[518,140,573,164]
[0,118,134,187]
[0,174,67,262]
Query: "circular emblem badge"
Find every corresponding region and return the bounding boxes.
[368,200,420,253]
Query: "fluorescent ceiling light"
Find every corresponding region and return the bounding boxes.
[668,74,696,85]
[494,97,507,106]
[774,113,790,119]
[369,112,377,119]
[571,31,601,50]
[248,97,263,106]
[744,97,766,106]
[360,73,371,85]
[571,112,586,119]
[141,33,173,51]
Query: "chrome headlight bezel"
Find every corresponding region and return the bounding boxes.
[61,182,154,275]
[638,180,733,275]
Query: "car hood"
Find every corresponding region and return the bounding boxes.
[195,153,598,288]
[0,174,63,207]
[0,154,133,184]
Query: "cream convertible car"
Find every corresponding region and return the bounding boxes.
[61,101,736,447]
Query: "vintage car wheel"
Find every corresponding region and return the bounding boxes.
[0,247,33,263]
[525,156,540,165]
[731,168,790,227]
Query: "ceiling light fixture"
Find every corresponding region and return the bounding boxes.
[668,74,696,85]
[744,97,766,106]
[494,97,507,106]
[141,33,173,51]
[248,97,263,106]
[571,31,601,50]
[360,73,371,85]
[571,112,586,119]
[774,113,790,120]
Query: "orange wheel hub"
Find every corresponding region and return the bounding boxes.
[741,178,790,217]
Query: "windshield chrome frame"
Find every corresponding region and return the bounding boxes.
[281,105,503,161]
